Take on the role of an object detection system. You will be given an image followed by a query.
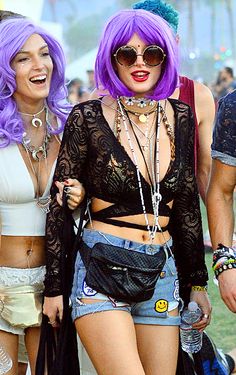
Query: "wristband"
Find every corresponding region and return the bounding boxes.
[214,263,236,278]
[212,243,236,279]
[191,285,208,292]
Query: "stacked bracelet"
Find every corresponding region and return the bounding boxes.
[212,243,236,279]
[191,285,208,292]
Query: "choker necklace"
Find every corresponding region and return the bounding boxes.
[121,96,155,108]
[19,106,45,128]
[120,97,157,123]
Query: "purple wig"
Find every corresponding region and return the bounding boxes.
[0,18,71,147]
[95,9,179,100]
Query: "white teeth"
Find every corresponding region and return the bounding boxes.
[133,72,146,77]
[30,75,46,82]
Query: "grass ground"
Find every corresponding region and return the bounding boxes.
[200,200,236,353]
[205,252,236,352]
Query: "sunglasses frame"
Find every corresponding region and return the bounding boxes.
[113,44,166,67]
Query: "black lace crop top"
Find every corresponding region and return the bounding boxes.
[44,99,208,297]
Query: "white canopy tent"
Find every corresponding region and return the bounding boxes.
[65,48,98,85]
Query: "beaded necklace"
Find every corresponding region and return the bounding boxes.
[117,97,162,242]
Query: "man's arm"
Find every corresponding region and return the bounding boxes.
[206,160,236,312]
[207,159,235,249]
[194,81,215,204]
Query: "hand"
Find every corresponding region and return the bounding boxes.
[190,290,212,331]
[43,295,63,328]
[218,268,236,313]
[55,178,85,210]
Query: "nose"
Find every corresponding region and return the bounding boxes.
[32,55,44,70]
[135,53,145,66]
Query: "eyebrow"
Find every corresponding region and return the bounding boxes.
[17,44,49,54]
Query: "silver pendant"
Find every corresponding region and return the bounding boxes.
[37,197,51,213]
[32,146,47,161]
[32,117,42,128]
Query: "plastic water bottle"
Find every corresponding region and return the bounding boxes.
[180,301,203,353]
[0,345,12,374]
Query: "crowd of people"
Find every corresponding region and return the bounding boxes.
[0,1,235,375]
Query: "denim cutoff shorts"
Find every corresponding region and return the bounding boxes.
[71,229,182,326]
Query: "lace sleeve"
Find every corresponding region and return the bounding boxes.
[44,105,88,297]
[170,106,208,290]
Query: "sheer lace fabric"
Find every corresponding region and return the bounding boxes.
[45,99,208,296]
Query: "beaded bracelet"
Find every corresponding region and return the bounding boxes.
[212,243,236,279]
[214,263,236,278]
[191,285,208,292]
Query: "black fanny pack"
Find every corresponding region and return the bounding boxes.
[79,240,169,303]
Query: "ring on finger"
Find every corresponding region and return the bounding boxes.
[48,320,56,325]
[203,314,209,319]
[64,186,72,196]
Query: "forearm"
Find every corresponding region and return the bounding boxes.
[207,186,234,249]
[196,168,209,204]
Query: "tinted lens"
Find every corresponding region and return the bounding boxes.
[143,46,165,66]
[115,46,137,66]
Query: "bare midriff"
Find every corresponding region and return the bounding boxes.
[86,197,172,245]
[0,235,45,268]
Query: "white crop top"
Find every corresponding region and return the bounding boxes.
[0,144,56,236]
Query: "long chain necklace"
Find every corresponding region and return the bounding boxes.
[117,97,162,242]
[23,146,51,214]
[19,106,45,128]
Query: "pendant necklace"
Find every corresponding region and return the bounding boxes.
[120,96,158,123]
[117,97,162,242]
[21,107,52,161]
[24,146,51,214]
[19,106,45,128]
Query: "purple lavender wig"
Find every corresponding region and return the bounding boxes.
[95,9,179,100]
[0,18,71,147]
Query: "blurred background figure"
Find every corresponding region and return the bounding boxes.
[67,78,89,104]
[86,69,95,93]
[212,67,236,100]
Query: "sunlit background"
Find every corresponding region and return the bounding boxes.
[1,0,236,88]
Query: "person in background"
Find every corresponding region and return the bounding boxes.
[43,9,210,375]
[0,17,84,375]
[207,91,236,313]
[132,0,215,204]
[86,69,95,92]
[67,77,89,104]
[207,89,236,373]
[213,67,236,100]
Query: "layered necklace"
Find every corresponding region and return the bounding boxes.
[120,96,158,123]
[116,97,175,242]
[117,97,163,242]
[21,107,52,161]
[20,107,56,213]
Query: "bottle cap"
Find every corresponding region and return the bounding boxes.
[188,301,198,311]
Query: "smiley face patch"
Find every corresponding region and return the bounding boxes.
[155,299,168,313]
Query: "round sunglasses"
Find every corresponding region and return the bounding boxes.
[113,45,166,67]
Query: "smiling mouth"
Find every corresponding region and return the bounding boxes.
[131,71,149,82]
[30,75,47,85]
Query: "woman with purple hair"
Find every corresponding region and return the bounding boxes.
[43,9,211,375]
[0,18,84,375]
